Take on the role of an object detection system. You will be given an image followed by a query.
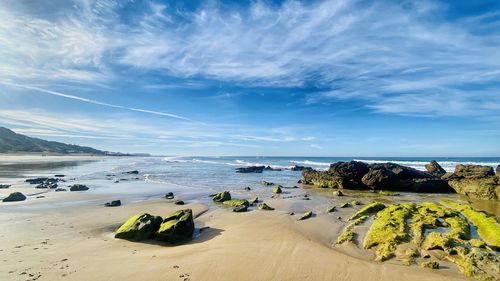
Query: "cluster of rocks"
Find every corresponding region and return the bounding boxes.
[235,165,311,173]
[26,177,64,189]
[115,209,194,243]
[301,161,500,200]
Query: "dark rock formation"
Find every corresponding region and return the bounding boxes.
[302,161,452,193]
[174,200,185,205]
[290,165,311,171]
[2,192,26,202]
[54,174,65,178]
[212,191,231,202]
[69,184,89,191]
[105,200,121,207]
[124,170,139,174]
[444,165,499,200]
[26,177,59,185]
[236,166,265,173]
[260,181,274,186]
[115,213,163,241]
[165,192,174,199]
[233,205,248,212]
[55,188,67,192]
[425,161,446,177]
[264,166,282,171]
[154,209,194,243]
[0,184,10,189]
[36,182,58,189]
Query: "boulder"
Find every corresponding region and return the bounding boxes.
[105,200,121,207]
[425,161,446,177]
[115,213,162,241]
[235,166,264,173]
[445,165,500,200]
[2,192,26,202]
[55,188,67,192]
[233,205,248,212]
[69,184,89,191]
[243,187,251,191]
[154,209,194,243]
[174,200,185,205]
[249,197,259,204]
[165,192,174,199]
[298,211,313,220]
[302,161,369,189]
[258,203,274,210]
[291,165,311,171]
[212,191,231,202]
[0,184,10,189]
[272,186,282,194]
[222,199,249,207]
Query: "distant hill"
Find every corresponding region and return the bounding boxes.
[0,127,108,155]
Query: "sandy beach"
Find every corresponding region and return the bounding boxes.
[0,155,497,281]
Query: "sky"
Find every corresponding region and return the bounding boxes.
[0,0,499,157]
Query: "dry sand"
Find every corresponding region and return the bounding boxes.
[0,195,468,281]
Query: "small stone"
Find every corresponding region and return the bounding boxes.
[333,190,344,196]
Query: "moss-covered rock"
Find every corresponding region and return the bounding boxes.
[363,203,415,261]
[2,192,26,202]
[336,215,367,245]
[260,181,273,186]
[258,203,274,211]
[212,191,231,202]
[327,206,336,213]
[233,205,248,212]
[333,190,344,196]
[448,177,499,200]
[351,200,362,205]
[272,186,282,194]
[441,200,500,247]
[422,232,453,251]
[350,202,385,221]
[446,246,499,281]
[69,184,89,191]
[115,213,162,241]
[420,260,439,269]
[249,196,258,204]
[425,161,446,177]
[339,203,349,208]
[222,199,250,207]
[154,209,194,243]
[298,211,313,220]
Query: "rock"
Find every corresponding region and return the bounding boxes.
[351,200,362,205]
[339,203,349,208]
[36,195,45,199]
[243,187,251,191]
[154,209,194,243]
[0,184,10,189]
[115,213,163,241]
[420,260,439,269]
[260,181,274,186]
[124,170,139,174]
[350,202,385,220]
[249,197,259,204]
[333,190,344,196]
[174,200,185,205]
[55,188,67,192]
[290,165,311,171]
[443,165,499,200]
[54,174,65,178]
[302,161,369,188]
[212,191,231,202]
[235,166,264,173]
[25,177,49,184]
[36,182,58,189]
[272,186,282,194]
[165,192,174,199]
[222,199,249,207]
[298,211,313,220]
[451,165,495,178]
[258,203,274,211]
[425,161,446,177]
[264,166,282,171]
[327,206,336,213]
[105,200,121,207]
[289,212,295,215]
[233,205,248,212]
[69,184,89,191]
[496,165,500,176]
[2,192,26,202]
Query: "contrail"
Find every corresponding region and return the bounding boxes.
[0,81,191,121]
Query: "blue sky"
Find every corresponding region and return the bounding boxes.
[0,0,499,156]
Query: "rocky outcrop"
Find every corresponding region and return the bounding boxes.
[26,177,62,185]
[302,161,452,193]
[425,161,446,177]
[36,182,58,189]
[105,200,121,207]
[236,166,264,173]
[443,165,499,200]
[154,209,194,243]
[69,184,89,191]
[2,192,26,202]
[290,165,311,171]
[115,213,162,241]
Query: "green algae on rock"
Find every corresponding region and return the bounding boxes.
[272,186,282,194]
[422,232,452,251]
[363,203,415,261]
[258,202,274,211]
[446,246,500,281]
[298,211,313,221]
[440,200,500,247]
[351,200,362,205]
[326,206,336,213]
[249,196,259,204]
[115,213,163,241]
[233,205,248,212]
[349,202,385,221]
[222,199,250,207]
[155,209,194,243]
[212,191,231,202]
[420,260,439,269]
[336,215,367,245]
